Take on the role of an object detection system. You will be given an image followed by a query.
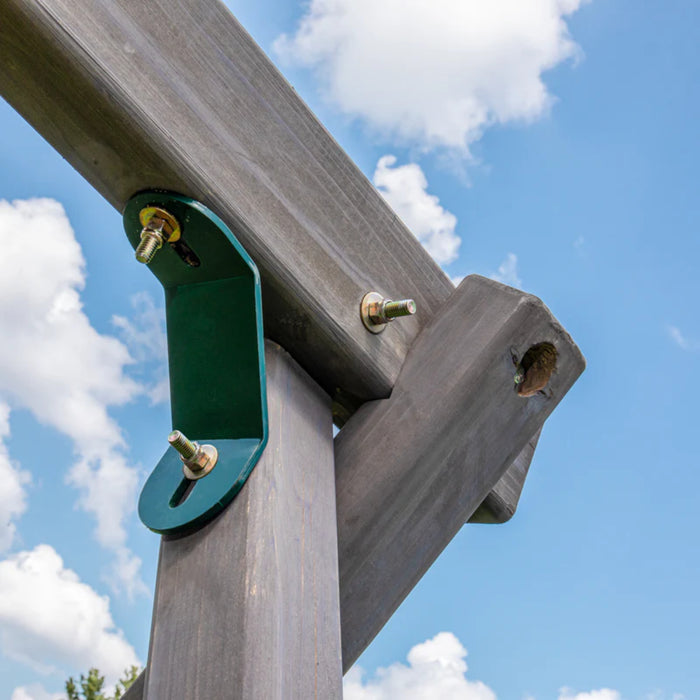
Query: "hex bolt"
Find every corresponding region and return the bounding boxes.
[135,207,181,264]
[361,292,417,334]
[168,429,218,480]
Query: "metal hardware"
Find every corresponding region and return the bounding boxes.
[169,430,219,480]
[361,292,417,334]
[135,206,181,264]
[125,191,268,535]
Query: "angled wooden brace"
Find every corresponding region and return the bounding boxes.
[335,275,585,668]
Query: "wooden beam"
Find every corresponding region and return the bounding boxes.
[142,342,342,698]
[468,427,541,524]
[121,671,144,700]
[0,0,545,529]
[335,276,585,668]
[123,279,582,690]
[0,0,453,412]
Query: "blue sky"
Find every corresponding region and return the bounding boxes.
[0,1,698,699]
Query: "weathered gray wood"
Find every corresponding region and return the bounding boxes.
[0,0,453,413]
[121,670,144,700]
[335,275,585,668]
[143,341,342,699]
[468,427,542,524]
[0,0,543,526]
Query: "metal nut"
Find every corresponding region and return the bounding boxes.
[168,430,218,480]
[135,207,181,264]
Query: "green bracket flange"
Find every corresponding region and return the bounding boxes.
[123,191,268,535]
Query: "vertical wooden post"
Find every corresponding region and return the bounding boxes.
[142,341,342,699]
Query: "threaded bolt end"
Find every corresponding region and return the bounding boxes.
[383,299,416,320]
[168,430,198,460]
[135,230,164,264]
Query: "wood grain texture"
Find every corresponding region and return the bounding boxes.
[143,341,342,699]
[0,0,543,525]
[335,275,585,668]
[468,427,541,524]
[121,671,144,700]
[0,0,453,410]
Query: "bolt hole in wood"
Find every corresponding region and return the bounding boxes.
[514,342,558,397]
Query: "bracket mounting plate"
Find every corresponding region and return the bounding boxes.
[123,191,268,535]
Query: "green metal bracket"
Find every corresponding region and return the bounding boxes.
[123,191,268,535]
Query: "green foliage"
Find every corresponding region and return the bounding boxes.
[65,666,141,700]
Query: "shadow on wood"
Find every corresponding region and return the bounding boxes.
[468,427,542,524]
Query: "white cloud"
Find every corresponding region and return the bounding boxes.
[276,0,588,153]
[373,155,461,264]
[0,198,145,596]
[112,291,169,406]
[343,632,496,700]
[0,402,31,551]
[112,291,167,362]
[0,545,139,685]
[667,325,699,352]
[11,684,63,700]
[490,253,522,287]
[558,690,621,700]
[112,292,169,407]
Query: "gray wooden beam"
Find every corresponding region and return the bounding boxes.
[0,0,545,530]
[468,427,541,524]
[0,0,453,412]
[142,341,342,699]
[335,276,585,669]
[121,671,144,700]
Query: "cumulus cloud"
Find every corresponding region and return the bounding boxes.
[11,684,63,700]
[490,253,522,287]
[112,291,167,362]
[558,690,621,700]
[0,198,145,596]
[373,155,460,264]
[0,402,31,551]
[276,0,588,153]
[344,632,496,700]
[0,545,139,685]
[112,291,169,405]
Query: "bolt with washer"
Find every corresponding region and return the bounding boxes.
[168,430,218,480]
[135,207,181,264]
[361,292,416,333]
